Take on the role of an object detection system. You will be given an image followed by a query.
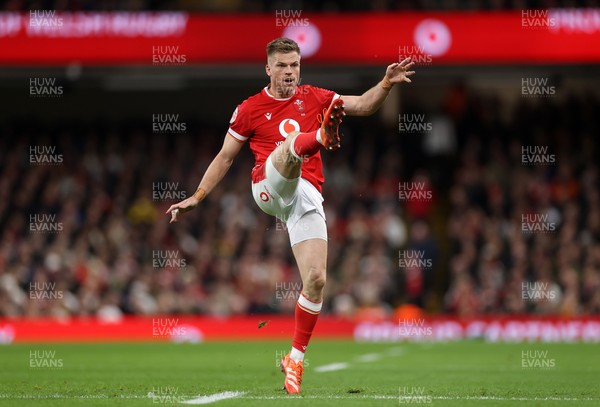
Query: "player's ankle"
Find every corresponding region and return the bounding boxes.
[290,347,305,362]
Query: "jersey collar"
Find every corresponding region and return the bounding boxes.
[263,86,296,101]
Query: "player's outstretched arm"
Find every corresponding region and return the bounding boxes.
[165,133,244,223]
[342,57,415,116]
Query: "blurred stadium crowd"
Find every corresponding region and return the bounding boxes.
[0,85,599,319]
[3,0,599,11]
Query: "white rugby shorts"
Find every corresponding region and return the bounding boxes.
[251,156,327,246]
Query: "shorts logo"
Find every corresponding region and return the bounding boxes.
[278,118,300,138]
[260,192,270,202]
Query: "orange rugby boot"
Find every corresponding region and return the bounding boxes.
[280,353,304,395]
[318,98,345,151]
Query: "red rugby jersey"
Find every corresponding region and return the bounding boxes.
[228,85,338,193]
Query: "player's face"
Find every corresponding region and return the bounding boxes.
[266,52,300,98]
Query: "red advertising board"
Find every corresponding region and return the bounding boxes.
[1,9,599,65]
[1,316,599,343]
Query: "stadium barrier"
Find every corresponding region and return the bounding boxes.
[1,316,599,344]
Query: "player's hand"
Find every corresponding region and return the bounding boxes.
[165,197,199,223]
[386,58,415,84]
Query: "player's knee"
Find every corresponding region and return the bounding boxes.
[306,265,326,291]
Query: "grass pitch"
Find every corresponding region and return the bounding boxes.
[0,340,599,406]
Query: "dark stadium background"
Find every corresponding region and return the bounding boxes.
[1,1,599,343]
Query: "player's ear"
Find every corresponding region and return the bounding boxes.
[265,64,271,76]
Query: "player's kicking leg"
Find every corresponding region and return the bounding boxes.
[269,97,345,180]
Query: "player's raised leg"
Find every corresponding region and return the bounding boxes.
[269,98,345,183]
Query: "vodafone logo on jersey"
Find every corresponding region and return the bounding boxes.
[414,18,452,57]
[278,118,300,138]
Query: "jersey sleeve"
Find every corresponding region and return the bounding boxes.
[310,86,340,109]
[227,100,253,142]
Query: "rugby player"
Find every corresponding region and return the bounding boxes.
[166,37,414,394]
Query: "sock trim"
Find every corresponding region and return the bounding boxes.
[289,137,303,161]
[300,291,323,305]
[298,303,319,315]
[298,292,322,314]
[315,128,323,145]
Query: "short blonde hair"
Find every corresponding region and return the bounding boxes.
[266,38,300,58]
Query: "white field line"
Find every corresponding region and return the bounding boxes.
[313,362,349,372]
[0,394,598,401]
[413,396,598,401]
[385,346,405,356]
[0,394,148,399]
[354,353,381,363]
[182,391,246,404]
[315,348,397,372]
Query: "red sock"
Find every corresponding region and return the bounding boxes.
[290,130,321,159]
[292,292,323,353]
